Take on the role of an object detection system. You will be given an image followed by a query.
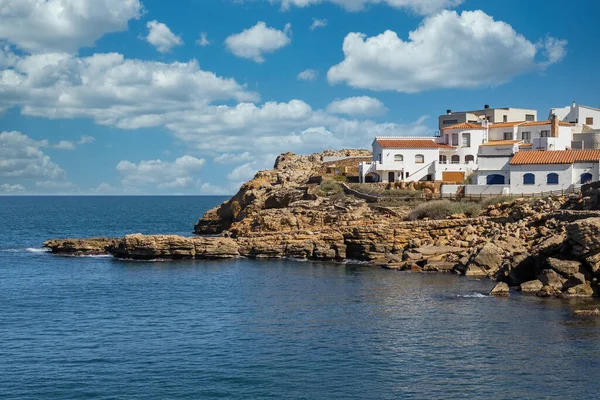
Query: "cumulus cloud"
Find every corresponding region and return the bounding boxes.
[78,135,95,144]
[225,22,292,63]
[116,155,206,190]
[310,18,328,30]
[326,96,387,117]
[214,152,255,164]
[54,140,76,150]
[196,32,211,47]
[0,0,142,53]
[327,10,567,93]
[297,69,318,81]
[0,51,258,128]
[0,131,66,180]
[276,0,463,15]
[35,180,75,189]
[539,36,568,67]
[145,20,184,53]
[1,183,25,193]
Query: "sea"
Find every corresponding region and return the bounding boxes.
[1,195,600,399]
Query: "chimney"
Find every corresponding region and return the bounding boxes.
[551,113,559,138]
[484,104,490,109]
[572,100,576,109]
[446,109,452,115]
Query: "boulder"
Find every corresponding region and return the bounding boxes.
[565,283,594,297]
[519,279,544,293]
[537,269,566,290]
[546,257,582,278]
[537,285,561,297]
[464,265,487,278]
[562,273,586,290]
[573,309,600,317]
[471,242,504,274]
[489,282,510,297]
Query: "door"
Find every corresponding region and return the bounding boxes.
[388,172,395,182]
[486,174,505,185]
[442,172,465,183]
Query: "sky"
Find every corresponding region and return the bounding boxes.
[1,0,599,195]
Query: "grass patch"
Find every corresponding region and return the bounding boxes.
[317,180,343,197]
[407,200,481,221]
[479,196,516,208]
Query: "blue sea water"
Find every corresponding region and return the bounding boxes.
[1,196,600,399]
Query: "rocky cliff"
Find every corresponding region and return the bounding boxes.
[43,151,600,300]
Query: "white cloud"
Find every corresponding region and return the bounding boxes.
[116,155,206,190]
[225,22,292,63]
[196,32,211,47]
[0,51,258,128]
[54,140,76,150]
[227,162,259,182]
[1,183,25,193]
[35,180,75,189]
[277,0,463,15]
[214,152,255,164]
[310,18,328,30]
[78,135,95,144]
[328,10,567,93]
[0,0,142,53]
[145,20,184,53]
[0,131,66,180]
[539,36,568,67]
[297,69,318,81]
[200,182,239,195]
[326,96,387,117]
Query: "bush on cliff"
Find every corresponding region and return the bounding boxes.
[407,200,481,221]
[317,180,343,197]
[479,196,516,208]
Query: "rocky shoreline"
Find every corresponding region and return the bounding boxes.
[43,150,600,304]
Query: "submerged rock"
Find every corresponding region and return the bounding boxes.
[573,309,600,317]
[489,282,510,296]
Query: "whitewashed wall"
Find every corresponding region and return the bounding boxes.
[510,164,572,194]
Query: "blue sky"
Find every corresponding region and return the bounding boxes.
[1,0,599,195]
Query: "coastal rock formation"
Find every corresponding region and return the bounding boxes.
[43,150,600,299]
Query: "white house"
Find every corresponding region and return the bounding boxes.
[359,138,467,183]
[509,150,600,194]
[551,101,600,129]
[438,105,537,130]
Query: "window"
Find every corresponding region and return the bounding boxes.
[465,155,475,164]
[377,153,382,161]
[451,155,460,164]
[503,132,512,140]
[540,130,550,138]
[443,119,458,125]
[523,173,535,185]
[462,133,471,147]
[547,173,559,185]
[451,133,459,146]
[521,131,531,143]
[587,117,594,125]
[415,154,424,164]
[525,114,535,121]
[394,154,403,162]
[503,115,508,122]
[581,173,593,184]
[439,155,447,164]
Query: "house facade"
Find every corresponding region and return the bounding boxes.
[551,101,600,129]
[438,105,537,130]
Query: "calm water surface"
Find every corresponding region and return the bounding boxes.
[1,196,600,399]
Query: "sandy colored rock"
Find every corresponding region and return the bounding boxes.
[489,282,510,296]
[519,279,544,293]
[537,269,566,290]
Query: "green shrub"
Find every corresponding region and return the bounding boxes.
[479,195,515,208]
[317,180,343,196]
[407,200,481,221]
[333,175,348,182]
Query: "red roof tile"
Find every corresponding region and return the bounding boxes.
[488,121,526,128]
[521,120,572,127]
[480,140,522,147]
[376,139,455,149]
[441,122,485,131]
[509,150,600,165]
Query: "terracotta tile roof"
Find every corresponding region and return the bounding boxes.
[521,120,572,127]
[509,150,600,165]
[376,139,455,149]
[480,140,522,147]
[518,143,533,147]
[441,122,485,131]
[488,121,526,129]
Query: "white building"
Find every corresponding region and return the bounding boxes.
[439,105,537,130]
[359,138,471,183]
[509,150,600,194]
[551,101,600,129]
